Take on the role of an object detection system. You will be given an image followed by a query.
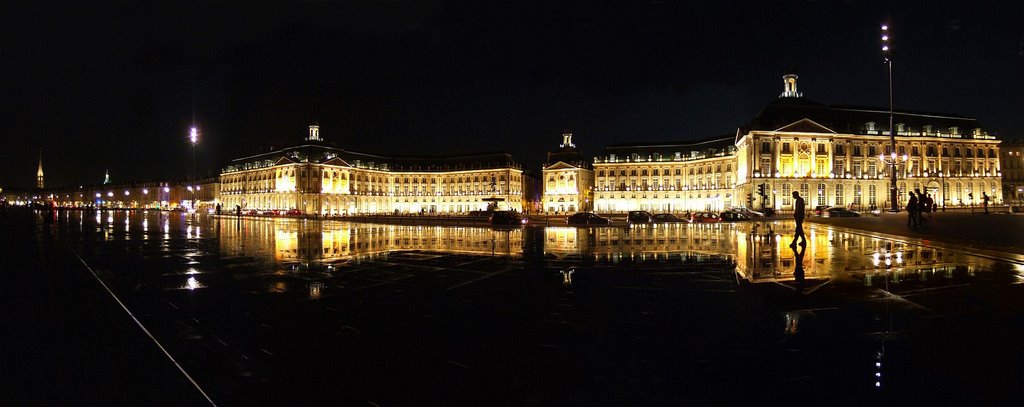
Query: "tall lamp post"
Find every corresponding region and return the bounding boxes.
[881,23,900,212]
[190,126,198,210]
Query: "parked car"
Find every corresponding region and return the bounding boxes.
[567,212,611,225]
[627,210,654,224]
[719,211,750,222]
[244,209,260,216]
[814,205,832,216]
[286,209,303,216]
[652,213,688,223]
[490,210,527,225]
[690,212,721,223]
[825,207,860,217]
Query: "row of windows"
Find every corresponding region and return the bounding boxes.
[596,165,732,177]
[761,141,998,158]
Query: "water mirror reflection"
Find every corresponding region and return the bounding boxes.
[44,209,1023,405]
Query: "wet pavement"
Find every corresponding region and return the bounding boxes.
[5,208,1024,405]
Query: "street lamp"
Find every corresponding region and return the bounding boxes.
[189,127,198,210]
[881,22,899,212]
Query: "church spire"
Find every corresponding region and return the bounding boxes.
[103,169,111,185]
[36,152,44,189]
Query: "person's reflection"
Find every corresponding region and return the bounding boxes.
[792,241,806,289]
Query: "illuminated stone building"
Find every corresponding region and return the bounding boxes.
[541,131,593,213]
[593,137,738,213]
[219,125,524,215]
[736,73,1003,211]
[592,72,1003,214]
[999,140,1024,202]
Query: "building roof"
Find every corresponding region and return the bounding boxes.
[744,96,992,139]
[225,142,520,174]
[598,135,736,161]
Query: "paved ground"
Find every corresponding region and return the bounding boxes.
[4,208,1024,405]
[0,210,207,406]
[810,210,1024,260]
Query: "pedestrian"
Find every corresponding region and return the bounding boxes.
[914,188,927,226]
[906,191,918,228]
[983,192,990,214]
[923,193,933,221]
[790,191,806,247]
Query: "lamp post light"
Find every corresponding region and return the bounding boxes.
[189,127,198,210]
[881,22,899,212]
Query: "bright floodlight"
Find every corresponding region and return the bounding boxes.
[881,35,888,41]
[881,24,888,30]
[190,127,198,144]
[882,45,889,51]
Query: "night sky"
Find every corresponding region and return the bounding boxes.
[3,1,1022,189]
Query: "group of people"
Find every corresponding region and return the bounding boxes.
[905,188,936,228]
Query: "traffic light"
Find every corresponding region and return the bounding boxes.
[757,184,766,197]
[747,193,754,207]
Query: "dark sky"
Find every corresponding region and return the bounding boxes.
[3,0,1022,189]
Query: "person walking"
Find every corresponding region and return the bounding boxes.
[983,192,990,214]
[914,188,927,226]
[790,191,806,247]
[906,191,918,228]
[923,192,934,222]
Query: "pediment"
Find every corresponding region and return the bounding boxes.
[322,157,352,167]
[273,156,296,166]
[544,161,582,171]
[774,118,836,134]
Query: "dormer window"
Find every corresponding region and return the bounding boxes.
[923,125,933,135]
[896,123,906,134]
[949,126,959,135]
[865,122,876,132]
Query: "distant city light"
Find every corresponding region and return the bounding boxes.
[190,127,198,144]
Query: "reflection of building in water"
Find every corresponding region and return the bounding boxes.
[219,220,523,262]
[733,223,996,284]
[545,224,739,260]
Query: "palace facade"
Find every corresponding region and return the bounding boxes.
[219,126,524,215]
[999,140,1024,202]
[541,131,594,213]
[593,73,1004,213]
[593,137,738,213]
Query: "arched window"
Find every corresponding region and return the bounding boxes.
[868,184,877,206]
[782,184,792,206]
[853,184,862,206]
[835,184,845,206]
